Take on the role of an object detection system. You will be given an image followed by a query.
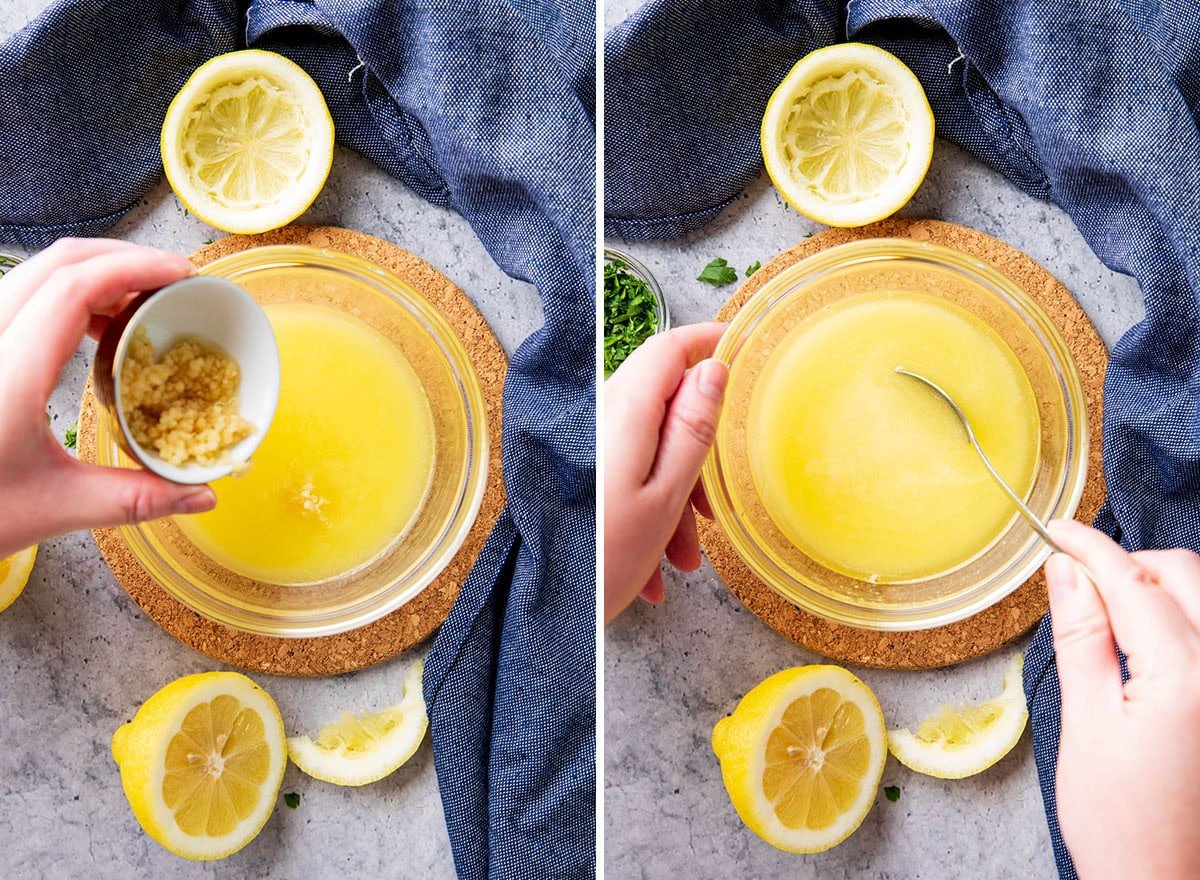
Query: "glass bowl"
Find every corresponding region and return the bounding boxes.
[604,246,671,354]
[700,239,1088,631]
[96,245,489,638]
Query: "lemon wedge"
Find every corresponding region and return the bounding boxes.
[161,49,335,234]
[287,660,427,786]
[761,43,934,227]
[111,672,287,860]
[887,653,1027,779]
[712,665,887,854]
[0,546,37,613]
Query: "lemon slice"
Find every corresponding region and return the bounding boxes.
[111,672,286,860]
[761,43,934,227]
[888,653,1027,779]
[287,660,427,786]
[161,49,335,234]
[0,546,37,613]
[712,665,887,854]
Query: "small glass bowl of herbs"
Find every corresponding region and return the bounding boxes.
[604,248,669,376]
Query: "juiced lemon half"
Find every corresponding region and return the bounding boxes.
[111,672,287,861]
[761,43,934,227]
[887,652,1027,779]
[712,665,887,854]
[0,546,37,613]
[161,50,335,234]
[287,660,427,786]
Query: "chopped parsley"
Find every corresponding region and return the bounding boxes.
[283,792,301,809]
[883,785,901,802]
[0,253,20,277]
[697,258,738,286]
[745,260,762,277]
[64,422,78,450]
[604,257,660,376]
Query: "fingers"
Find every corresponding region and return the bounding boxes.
[1130,549,1200,633]
[605,323,728,484]
[1046,552,1123,718]
[0,249,194,406]
[648,359,728,509]
[0,238,143,333]
[690,479,713,519]
[1048,520,1198,672]
[640,566,665,604]
[49,462,215,534]
[664,506,701,571]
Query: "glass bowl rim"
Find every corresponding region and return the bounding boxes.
[604,246,671,334]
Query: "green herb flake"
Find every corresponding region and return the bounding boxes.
[283,792,301,809]
[0,253,20,277]
[884,785,901,802]
[604,258,660,376]
[745,260,762,277]
[697,258,738,287]
[64,422,78,450]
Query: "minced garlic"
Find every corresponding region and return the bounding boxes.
[120,328,253,467]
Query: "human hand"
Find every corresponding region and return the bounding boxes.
[1045,519,1200,880]
[603,322,728,623]
[0,239,217,558]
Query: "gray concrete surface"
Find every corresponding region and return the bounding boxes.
[603,5,1145,878]
[0,4,543,878]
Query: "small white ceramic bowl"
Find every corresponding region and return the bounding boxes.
[93,276,280,484]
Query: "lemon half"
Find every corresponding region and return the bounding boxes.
[111,672,287,861]
[712,665,887,854]
[887,653,1027,779]
[0,546,37,613]
[286,660,427,786]
[761,43,934,227]
[161,50,335,234]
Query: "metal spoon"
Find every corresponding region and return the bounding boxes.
[893,366,1066,554]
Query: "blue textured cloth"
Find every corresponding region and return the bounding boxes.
[609,2,1200,877]
[1,2,595,877]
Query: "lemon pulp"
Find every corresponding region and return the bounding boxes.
[888,653,1028,779]
[0,546,36,612]
[286,660,427,786]
[765,688,871,829]
[748,290,1040,582]
[184,77,312,211]
[176,303,435,583]
[781,70,908,204]
[165,695,272,836]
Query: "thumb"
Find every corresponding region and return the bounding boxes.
[649,359,727,507]
[1046,553,1123,723]
[59,462,216,532]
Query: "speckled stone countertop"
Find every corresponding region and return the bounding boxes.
[0,5,542,877]
[603,5,1145,878]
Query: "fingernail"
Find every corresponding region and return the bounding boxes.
[696,359,727,401]
[174,487,215,515]
[1045,553,1078,597]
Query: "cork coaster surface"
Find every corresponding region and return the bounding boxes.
[697,219,1107,669]
[78,225,507,677]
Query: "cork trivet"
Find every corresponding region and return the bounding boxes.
[697,218,1107,669]
[78,226,506,676]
